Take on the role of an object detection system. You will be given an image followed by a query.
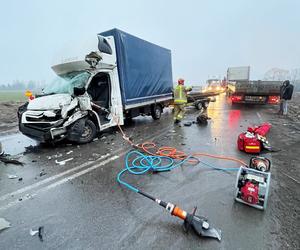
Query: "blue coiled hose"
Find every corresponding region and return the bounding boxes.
[117,150,240,193]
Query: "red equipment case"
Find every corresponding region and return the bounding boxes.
[237,133,261,153]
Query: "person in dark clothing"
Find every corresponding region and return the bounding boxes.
[281,80,294,115]
[278,81,287,114]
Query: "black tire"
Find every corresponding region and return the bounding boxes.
[203,101,209,109]
[195,101,203,110]
[151,105,162,120]
[124,116,133,125]
[77,119,97,144]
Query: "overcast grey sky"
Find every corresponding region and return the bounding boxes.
[0,0,299,85]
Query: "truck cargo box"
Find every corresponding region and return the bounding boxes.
[227,66,250,81]
[100,29,173,107]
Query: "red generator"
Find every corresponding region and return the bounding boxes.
[237,132,261,153]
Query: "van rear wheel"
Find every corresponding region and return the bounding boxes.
[151,105,162,120]
[195,101,203,110]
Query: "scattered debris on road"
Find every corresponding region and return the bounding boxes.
[30,226,44,241]
[0,154,24,165]
[7,174,18,179]
[39,170,47,177]
[0,141,3,155]
[38,226,44,241]
[0,218,11,232]
[183,121,192,126]
[55,158,73,166]
[30,229,39,236]
[196,114,210,125]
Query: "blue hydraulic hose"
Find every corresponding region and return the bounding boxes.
[117,150,240,193]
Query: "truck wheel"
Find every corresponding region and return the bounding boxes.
[195,102,203,110]
[78,119,97,144]
[203,101,209,109]
[151,105,162,120]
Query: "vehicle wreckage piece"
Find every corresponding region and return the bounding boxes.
[0,218,11,232]
[196,113,210,125]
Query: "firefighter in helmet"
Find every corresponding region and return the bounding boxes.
[173,78,192,123]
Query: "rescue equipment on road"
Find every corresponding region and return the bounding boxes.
[235,156,271,210]
[115,120,249,241]
[237,123,272,153]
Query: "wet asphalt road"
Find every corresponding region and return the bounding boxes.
[0,94,277,249]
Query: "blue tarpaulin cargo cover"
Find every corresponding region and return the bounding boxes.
[100,29,173,106]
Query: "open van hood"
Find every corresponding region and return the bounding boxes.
[27,94,72,110]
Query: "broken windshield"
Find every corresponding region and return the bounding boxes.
[43,71,91,95]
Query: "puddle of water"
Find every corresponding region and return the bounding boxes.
[0,133,37,155]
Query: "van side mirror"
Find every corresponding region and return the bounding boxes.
[97,35,113,55]
[73,87,86,96]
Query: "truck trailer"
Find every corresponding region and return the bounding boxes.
[227,80,281,104]
[18,29,173,143]
[226,67,282,104]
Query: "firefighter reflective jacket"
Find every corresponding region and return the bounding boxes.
[174,85,191,104]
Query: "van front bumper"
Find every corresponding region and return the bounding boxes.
[19,121,66,142]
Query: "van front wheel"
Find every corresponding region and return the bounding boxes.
[76,119,97,144]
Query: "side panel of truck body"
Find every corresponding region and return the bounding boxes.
[99,29,173,109]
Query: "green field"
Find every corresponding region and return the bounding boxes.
[0,90,27,102]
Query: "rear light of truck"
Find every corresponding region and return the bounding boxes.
[231,95,243,102]
[268,96,279,104]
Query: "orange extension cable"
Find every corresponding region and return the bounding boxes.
[115,117,247,167]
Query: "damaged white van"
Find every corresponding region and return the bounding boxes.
[18,29,173,143]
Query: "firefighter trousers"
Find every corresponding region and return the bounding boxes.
[174,104,185,121]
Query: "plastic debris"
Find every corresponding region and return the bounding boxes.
[54,153,63,158]
[183,122,192,126]
[196,114,210,125]
[8,174,18,179]
[38,226,44,241]
[55,158,73,166]
[30,229,39,236]
[30,226,44,241]
[39,170,47,177]
[0,155,24,165]
[0,218,10,232]
[66,150,73,155]
[0,142,3,156]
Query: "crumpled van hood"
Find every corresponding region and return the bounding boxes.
[27,94,72,110]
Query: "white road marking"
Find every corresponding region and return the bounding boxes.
[0,153,112,202]
[256,112,263,122]
[0,155,120,211]
[282,172,300,184]
[0,125,173,211]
